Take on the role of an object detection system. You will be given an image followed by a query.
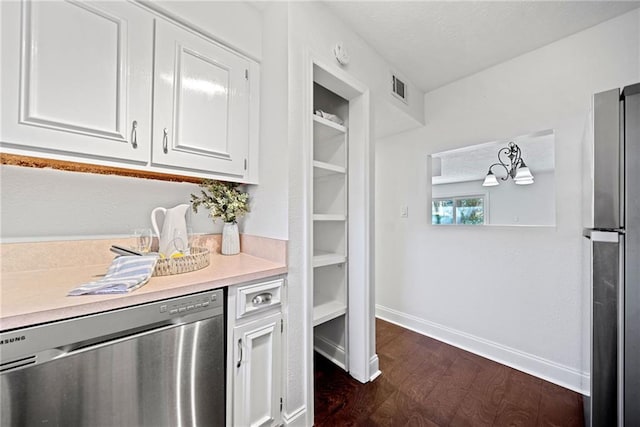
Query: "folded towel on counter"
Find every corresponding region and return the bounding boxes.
[68,255,159,296]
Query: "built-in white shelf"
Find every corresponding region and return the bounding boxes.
[313,214,346,221]
[313,300,347,327]
[313,114,347,136]
[312,81,351,374]
[313,160,346,177]
[313,250,346,268]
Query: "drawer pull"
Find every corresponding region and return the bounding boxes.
[252,293,273,306]
[131,120,138,148]
[162,128,169,153]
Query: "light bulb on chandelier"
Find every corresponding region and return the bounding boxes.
[482,142,534,187]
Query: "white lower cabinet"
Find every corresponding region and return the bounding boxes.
[228,278,284,427]
[232,313,282,427]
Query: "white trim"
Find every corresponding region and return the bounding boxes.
[370,369,382,382]
[376,305,589,395]
[283,405,307,427]
[369,354,381,381]
[429,128,555,158]
[304,52,377,423]
[302,48,315,427]
[314,334,347,370]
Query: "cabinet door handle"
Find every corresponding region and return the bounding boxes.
[252,293,273,306]
[131,121,138,148]
[237,338,243,368]
[162,128,169,153]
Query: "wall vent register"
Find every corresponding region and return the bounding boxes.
[392,74,408,103]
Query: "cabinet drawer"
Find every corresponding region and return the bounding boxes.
[236,279,282,319]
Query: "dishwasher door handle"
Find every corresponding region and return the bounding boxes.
[64,323,178,357]
[7,322,181,372]
[1,322,179,374]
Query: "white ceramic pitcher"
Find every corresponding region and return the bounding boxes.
[151,204,190,256]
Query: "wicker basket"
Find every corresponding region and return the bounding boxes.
[152,247,210,276]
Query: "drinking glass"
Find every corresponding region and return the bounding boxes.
[133,228,152,253]
[172,228,190,255]
[186,227,195,251]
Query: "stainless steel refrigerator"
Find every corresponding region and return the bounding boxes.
[583,83,640,427]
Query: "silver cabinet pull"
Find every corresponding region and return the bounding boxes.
[162,128,169,154]
[131,121,138,148]
[237,339,243,368]
[252,293,273,306]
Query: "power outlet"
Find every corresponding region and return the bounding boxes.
[400,205,408,218]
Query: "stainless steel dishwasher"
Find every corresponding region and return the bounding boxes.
[0,289,225,427]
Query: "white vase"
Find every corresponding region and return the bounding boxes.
[221,222,240,255]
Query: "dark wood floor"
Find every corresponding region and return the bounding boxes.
[314,318,584,426]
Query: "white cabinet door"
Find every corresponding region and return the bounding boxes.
[0,1,153,163]
[152,19,250,178]
[233,312,282,427]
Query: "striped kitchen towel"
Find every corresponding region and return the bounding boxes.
[68,255,160,296]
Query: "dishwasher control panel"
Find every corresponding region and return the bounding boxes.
[1,288,224,364]
[160,294,218,315]
[159,292,220,317]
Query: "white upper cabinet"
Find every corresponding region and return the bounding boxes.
[0,0,153,163]
[1,1,260,183]
[152,20,251,179]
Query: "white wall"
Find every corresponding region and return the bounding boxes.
[243,2,289,240]
[0,165,216,240]
[142,1,263,60]
[376,9,640,394]
[0,1,289,242]
[432,170,556,226]
[285,2,423,424]
[287,1,425,139]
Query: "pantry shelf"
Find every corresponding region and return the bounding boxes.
[313,251,346,268]
[313,300,347,327]
[313,160,346,177]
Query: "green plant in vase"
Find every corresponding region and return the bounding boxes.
[191,179,249,255]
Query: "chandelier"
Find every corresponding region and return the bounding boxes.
[482,142,534,186]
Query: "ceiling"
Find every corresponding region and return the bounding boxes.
[324,1,640,93]
[432,130,555,185]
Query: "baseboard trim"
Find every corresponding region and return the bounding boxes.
[369,354,382,381]
[376,305,589,394]
[283,405,306,426]
[314,335,346,370]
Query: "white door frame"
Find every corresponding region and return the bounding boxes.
[302,52,379,425]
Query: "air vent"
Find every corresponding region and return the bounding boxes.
[392,74,408,104]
